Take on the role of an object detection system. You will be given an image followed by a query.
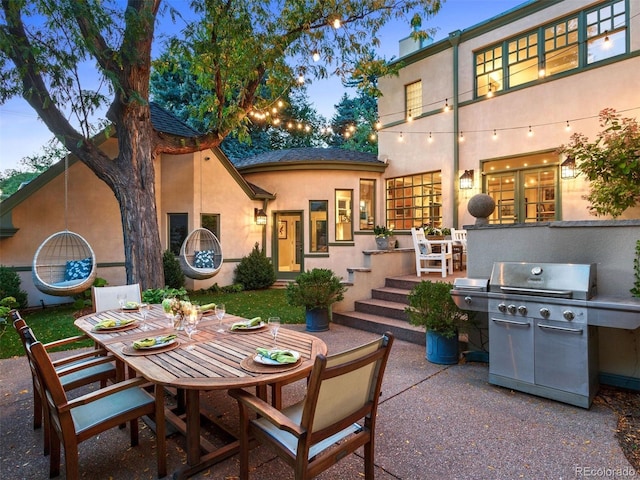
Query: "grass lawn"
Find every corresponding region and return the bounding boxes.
[0,288,304,359]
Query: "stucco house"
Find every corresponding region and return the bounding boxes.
[0,104,390,307]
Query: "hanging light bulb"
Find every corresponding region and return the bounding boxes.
[528,125,534,137]
[443,99,450,112]
[375,120,382,130]
[565,120,571,132]
[492,129,498,140]
[332,18,342,29]
[349,124,356,132]
[398,132,404,142]
[312,50,320,62]
[487,85,494,98]
[277,100,284,108]
[538,59,546,78]
[603,31,611,49]
[428,132,433,143]
[458,131,464,142]
[370,133,377,141]
[407,111,413,122]
[297,73,305,84]
[273,118,281,125]
[344,130,351,138]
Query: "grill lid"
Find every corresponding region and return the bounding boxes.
[489,262,596,300]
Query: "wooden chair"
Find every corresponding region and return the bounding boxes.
[91,283,142,312]
[451,228,468,270]
[25,337,166,479]
[11,310,117,455]
[229,332,394,480]
[411,227,453,278]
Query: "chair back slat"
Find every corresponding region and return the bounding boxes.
[26,338,69,416]
[92,284,142,312]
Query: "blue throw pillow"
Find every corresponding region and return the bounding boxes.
[418,243,429,255]
[64,257,92,281]
[194,250,214,269]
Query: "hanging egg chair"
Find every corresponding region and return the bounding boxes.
[32,230,97,296]
[179,228,223,280]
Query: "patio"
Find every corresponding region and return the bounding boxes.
[0,322,633,479]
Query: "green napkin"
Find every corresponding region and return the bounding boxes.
[133,334,176,349]
[256,347,298,364]
[231,317,262,330]
[95,318,135,329]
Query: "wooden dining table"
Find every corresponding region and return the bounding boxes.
[74,305,327,479]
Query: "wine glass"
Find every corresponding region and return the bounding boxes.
[268,317,280,348]
[215,303,226,332]
[117,292,127,311]
[183,311,199,351]
[138,303,150,331]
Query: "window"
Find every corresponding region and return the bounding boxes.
[359,179,375,230]
[483,153,559,224]
[544,17,579,76]
[201,214,220,240]
[475,1,627,97]
[586,1,626,64]
[405,81,422,120]
[385,172,442,231]
[507,33,538,88]
[309,201,328,252]
[168,213,188,255]
[476,45,503,97]
[335,190,353,241]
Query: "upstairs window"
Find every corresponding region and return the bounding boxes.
[507,33,538,88]
[543,17,579,76]
[476,45,503,97]
[405,81,422,121]
[586,1,626,63]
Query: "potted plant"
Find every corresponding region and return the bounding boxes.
[285,268,348,332]
[405,280,468,364]
[373,225,396,250]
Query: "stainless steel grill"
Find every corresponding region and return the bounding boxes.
[451,262,599,408]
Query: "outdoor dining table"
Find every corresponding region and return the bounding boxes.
[74,305,327,479]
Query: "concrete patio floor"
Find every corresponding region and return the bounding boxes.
[0,323,634,479]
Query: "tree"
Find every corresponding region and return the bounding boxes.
[328,90,378,153]
[0,0,443,290]
[559,108,640,218]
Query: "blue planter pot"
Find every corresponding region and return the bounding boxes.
[305,307,330,332]
[426,330,459,365]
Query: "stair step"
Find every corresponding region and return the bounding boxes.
[384,276,423,290]
[354,298,408,321]
[332,310,425,345]
[371,286,410,304]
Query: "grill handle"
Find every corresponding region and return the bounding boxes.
[491,318,530,327]
[537,324,583,334]
[499,286,573,298]
[453,285,486,291]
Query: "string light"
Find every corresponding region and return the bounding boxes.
[297,74,305,84]
[312,51,320,62]
[443,99,450,112]
[428,132,433,143]
[332,18,342,29]
[492,129,498,140]
[399,132,404,142]
[407,111,413,122]
[487,86,494,98]
[528,125,534,137]
[565,120,571,131]
[459,131,464,142]
[370,133,377,141]
[603,31,611,49]
[375,120,382,130]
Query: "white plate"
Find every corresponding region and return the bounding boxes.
[254,350,300,365]
[135,338,177,350]
[230,321,265,331]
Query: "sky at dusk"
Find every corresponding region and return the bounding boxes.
[0,0,526,171]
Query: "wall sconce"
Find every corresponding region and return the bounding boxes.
[459,169,474,190]
[254,208,267,225]
[561,157,577,179]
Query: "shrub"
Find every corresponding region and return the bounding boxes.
[0,266,28,308]
[233,243,276,290]
[285,268,347,310]
[72,277,108,310]
[163,250,185,290]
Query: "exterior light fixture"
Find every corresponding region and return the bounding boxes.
[459,170,474,190]
[561,157,577,179]
[254,208,267,225]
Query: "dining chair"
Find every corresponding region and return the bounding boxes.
[229,332,394,480]
[450,228,468,270]
[91,283,142,312]
[411,227,453,278]
[11,310,117,455]
[25,335,166,479]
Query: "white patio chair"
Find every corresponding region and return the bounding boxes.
[91,284,142,312]
[411,227,453,278]
[451,228,468,269]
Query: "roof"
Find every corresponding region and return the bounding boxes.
[234,147,381,168]
[149,102,201,137]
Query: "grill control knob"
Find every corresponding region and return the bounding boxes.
[540,308,551,318]
[464,296,473,305]
[563,310,575,321]
[507,304,517,314]
[517,305,528,315]
[497,303,507,313]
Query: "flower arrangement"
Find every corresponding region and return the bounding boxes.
[423,224,451,236]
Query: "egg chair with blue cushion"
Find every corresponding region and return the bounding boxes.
[179,228,223,280]
[33,231,97,296]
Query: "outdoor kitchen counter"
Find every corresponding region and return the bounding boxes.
[587,296,640,330]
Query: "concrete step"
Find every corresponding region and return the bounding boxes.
[332,310,425,345]
[371,286,410,304]
[354,297,408,321]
